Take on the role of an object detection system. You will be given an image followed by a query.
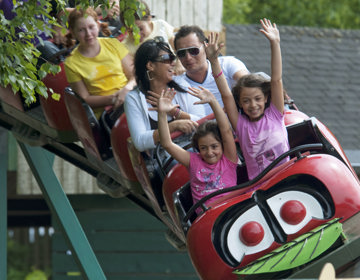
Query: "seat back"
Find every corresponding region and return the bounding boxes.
[64,87,112,161]
[111,114,138,181]
[173,182,196,233]
[40,63,74,132]
[0,85,24,111]
[162,164,190,228]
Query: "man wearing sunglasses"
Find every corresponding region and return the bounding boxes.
[174,25,249,115]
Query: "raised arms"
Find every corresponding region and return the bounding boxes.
[205,33,239,130]
[259,18,284,114]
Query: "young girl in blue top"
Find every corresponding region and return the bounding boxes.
[207,18,290,180]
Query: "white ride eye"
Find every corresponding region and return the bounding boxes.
[267,191,324,235]
[227,206,274,263]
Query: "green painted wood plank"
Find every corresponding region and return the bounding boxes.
[52,230,175,251]
[0,129,8,280]
[67,195,141,211]
[53,273,198,280]
[52,252,196,274]
[73,210,167,231]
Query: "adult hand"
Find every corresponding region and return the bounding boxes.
[105,1,120,18]
[171,119,198,134]
[205,32,224,61]
[112,89,127,108]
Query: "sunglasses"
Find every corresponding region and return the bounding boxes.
[176,45,203,58]
[153,53,176,64]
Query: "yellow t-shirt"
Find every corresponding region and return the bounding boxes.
[65,38,129,117]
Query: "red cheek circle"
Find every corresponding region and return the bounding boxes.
[239,221,265,246]
[280,200,307,225]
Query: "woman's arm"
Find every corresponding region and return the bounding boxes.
[205,33,239,130]
[124,90,156,152]
[112,53,136,108]
[69,80,113,109]
[259,18,284,114]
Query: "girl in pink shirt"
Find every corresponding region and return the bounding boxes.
[151,86,239,209]
[207,18,289,180]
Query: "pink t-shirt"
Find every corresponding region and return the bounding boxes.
[236,103,290,180]
[189,152,237,207]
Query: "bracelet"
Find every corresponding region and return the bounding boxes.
[212,70,223,79]
[176,110,182,119]
[173,108,182,119]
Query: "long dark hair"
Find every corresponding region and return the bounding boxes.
[134,38,186,94]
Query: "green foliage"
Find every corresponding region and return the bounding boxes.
[223,0,360,29]
[120,0,147,44]
[0,0,141,105]
[7,238,30,280]
[0,0,60,105]
[222,0,251,24]
[7,237,51,280]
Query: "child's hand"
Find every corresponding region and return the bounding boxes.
[188,86,216,105]
[259,18,280,43]
[147,88,176,105]
[147,88,178,113]
[204,32,224,61]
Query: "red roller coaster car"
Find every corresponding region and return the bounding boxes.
[36,65,360,279]
[154,110,360,280]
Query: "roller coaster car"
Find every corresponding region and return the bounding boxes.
[142,110,360,280]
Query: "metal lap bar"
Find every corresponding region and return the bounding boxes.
[18,142,106,280]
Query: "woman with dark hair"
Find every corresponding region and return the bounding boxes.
[124,37,206,152]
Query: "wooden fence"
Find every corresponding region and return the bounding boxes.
[145,0,223,31]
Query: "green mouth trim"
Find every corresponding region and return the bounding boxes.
[234,218,344,275]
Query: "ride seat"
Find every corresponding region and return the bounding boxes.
[162,164,190,226]
[111,113,138,181]
[64,87,112,161]
[40,63,78,142]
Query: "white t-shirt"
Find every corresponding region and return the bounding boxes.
[174,56,249,115]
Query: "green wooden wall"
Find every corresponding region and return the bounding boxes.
[52,195,198,280]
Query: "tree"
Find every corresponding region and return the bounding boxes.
[223,0,360,29]
[0,0,143,106]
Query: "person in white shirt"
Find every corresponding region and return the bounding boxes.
[174,25,250,115]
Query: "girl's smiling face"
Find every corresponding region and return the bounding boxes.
[239,87,268,121]
[198,133,223,165]
[72,15,99,47]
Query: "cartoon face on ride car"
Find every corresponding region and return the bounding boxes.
[212,178,335,268]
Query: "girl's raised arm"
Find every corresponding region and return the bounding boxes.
[259,18,284,114]
[157,89,191,167]
[188,87,238,164]
[205,33,240,130]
